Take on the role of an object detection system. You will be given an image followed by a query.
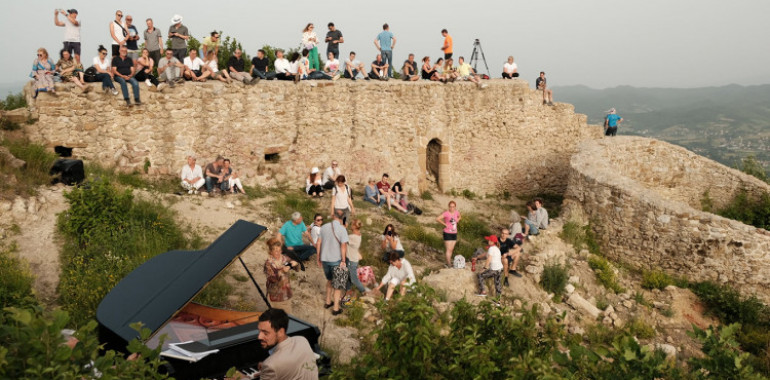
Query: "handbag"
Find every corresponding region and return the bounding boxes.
[329,220,349,289]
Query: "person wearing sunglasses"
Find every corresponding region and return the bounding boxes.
[109,10,127,56]
[30,48,56,98]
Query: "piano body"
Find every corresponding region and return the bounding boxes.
[96,220,328,379]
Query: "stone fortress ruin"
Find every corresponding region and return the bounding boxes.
[19,80,770,302]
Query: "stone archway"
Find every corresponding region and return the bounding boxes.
[425,138,449,192]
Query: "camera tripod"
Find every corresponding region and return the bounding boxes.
[469,39,490,77]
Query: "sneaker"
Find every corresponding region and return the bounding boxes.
[548,101,555,106]
[527,235,536,241]
[112,88,119,96]
[503,277,510,287]
[543,100,548,105]
[511,270,523,278]
[332,73,340,81]
[309,81,317,87]
[157,83,167,92]
[480,83,489,89]
[125,100,132,107]
[477,292,487,297]
[250,77,260,85]
[188,189,194,194]
[193,190,199,195]
[364,77,370,81]
[350,77,356,81]
[145,79,152,87]
[331,309,343,316]
[134,100,142,106]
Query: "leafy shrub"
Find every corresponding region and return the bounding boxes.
[57,179,194,325]
[561,221,601,255]
[691,281,768,326]
[689,323,768,380]
[0,139,59,199]
[0,307,169,379]
[737,155,768,183]
[461,189,476,200]
[540,262,570,299]
[457,213,492,241]
[626,318,656,339]
[642,270,674,290]
[1,91,27,111]
[717,190,770,230]
[701,189,714,212]
[0,243,36,309]
[588,255,625,293]
[420,190,433,200]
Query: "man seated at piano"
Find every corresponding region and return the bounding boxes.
[258,308,318,380]
[279,212,317,262]
[265,236,298,313]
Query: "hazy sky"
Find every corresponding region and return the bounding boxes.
[3,0,770,90]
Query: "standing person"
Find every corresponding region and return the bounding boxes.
[436,200,461,268]
[157,49,184,86]
[228,49,258,85]
[476,235,503,297]
[30,48,57,97]
[93,45,118,95]
[604,108,624,137]
[375,251,416,301]
[302,23,320,72]
[345,219,368,300]
[316,209,349,316]
[331,175,355,226]
[111,46,141,107]
[536,71,554,106]
[124,15,140,60]
[264,237,299,313]
[109,10,127,57]
[134,48,166,91]
[168,14,189,62]
[325,22,344,59]
[440,29,453,60]
[180,154,204,194]
[374,23,396,78]
[502,56,519,79]
[143,18,164,68]
[202,31,220,58]
[54,9,81,64]
[256,309,318,380]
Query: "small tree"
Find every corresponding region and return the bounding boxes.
[738,155,768,183]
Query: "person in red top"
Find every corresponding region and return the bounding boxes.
[441,29,453,60]
[376,173,407,212]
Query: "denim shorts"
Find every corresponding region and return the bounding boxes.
[322,260,341,281]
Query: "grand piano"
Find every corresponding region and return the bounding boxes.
[97,220,329,379]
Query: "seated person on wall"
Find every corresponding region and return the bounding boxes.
[279,212,317,262]
[203,50,233,83]
[135,48,166,91]
[274,50,294,81]
[375,251,416,301]
[222,158,244,194]
[521,200,541,237]
[301,49,333,80]
[457,56,486,88]
[111,45,141,107]
[441,58,458,83]
[157,49,185,86]
[228,49,258,85]
[183,49,210,82]
[251,49,275,80]
[363,178,385,206]
[534,197,549,230]
[376,173,407,213]
[322,161,341,190]
[476,235,504,297]
[369,53,389,81]
[401,54,419,81]
[180,154,204,194]
[306,167,324,197]
[56,49,90,93]
[323,51,341,79]
[502,56,519,79]
[498,228,524,287]
[204,155,227,195]
[421,56,439,81]
[509,210,524,236]
[536,71,554,106]
[343,51,369,81]
[391,178,409,210]
[288,52,302,83]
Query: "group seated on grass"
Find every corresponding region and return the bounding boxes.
[180,154,244,196]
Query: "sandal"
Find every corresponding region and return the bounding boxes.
[324,302,333,309]
[331,309,343,316]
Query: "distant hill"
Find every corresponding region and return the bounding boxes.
[556,84,770,170]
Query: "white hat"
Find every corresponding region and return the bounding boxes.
[311,167,319,174]
[607,108,616,114]
[171,14,183,24]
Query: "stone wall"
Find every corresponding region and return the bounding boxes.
[24,79,600,195]
[565,137,770,303]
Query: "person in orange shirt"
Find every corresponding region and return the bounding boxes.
[441,29,453,60]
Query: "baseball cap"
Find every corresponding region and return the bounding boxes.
[484,235,499,244]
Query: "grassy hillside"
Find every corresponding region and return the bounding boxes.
[557,84,770,170]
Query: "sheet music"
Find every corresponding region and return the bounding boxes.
[160,341,219,362]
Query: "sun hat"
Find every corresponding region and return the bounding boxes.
[311,167,319,174]
[171,14,183,24]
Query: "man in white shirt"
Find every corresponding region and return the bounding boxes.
[54,9,81,63]
[274,50,294,81]
[324,51,341,79]
[502,56,519,79]
[158,49,184,85]
[376,251,416,301]
[180,154,204,194]
[183,50,209,81]
[322,160,341,189]
[343,51,368,81]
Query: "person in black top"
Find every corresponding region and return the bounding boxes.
[228,49,257,85]
[370,53,389,80]
[535,71,554,106]
[111,45,140,107]
[325,22,344,59]
[250,49,275,80]
[402,53,419,81]
[500,229,524,286]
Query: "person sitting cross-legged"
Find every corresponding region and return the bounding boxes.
[180,154,204,194]
[204,155,227,195]
[279,212,317,262]
[375,251,416,301]
[183,49,209,82]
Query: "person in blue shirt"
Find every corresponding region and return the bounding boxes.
[279,212,316,262]
[604,108,624,136]
[374,23,396,78]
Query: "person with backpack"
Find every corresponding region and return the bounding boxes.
[330,175,355,227]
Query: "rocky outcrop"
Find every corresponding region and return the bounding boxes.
[24,80,601,195]
[565,136,770,303]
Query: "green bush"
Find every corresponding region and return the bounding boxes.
[457,213,492,241]
[0,139,59,198]
[0,307,169,379]
[540,262,570,299]
[420,190,433,200]
[641,270,674,290]
[716,190,770,230]
[561,221,601,255]
[737,155,768,183]
[401,225,444,252]
[1,92,27,111]
[0,243,36,309]
[691,281,768,326]
[689,323,768,380]
[57,179,195,325]
[588,255,625,293]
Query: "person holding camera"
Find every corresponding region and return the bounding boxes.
[381,224,405,262]
[264,236,299,313]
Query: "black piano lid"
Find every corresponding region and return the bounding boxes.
[96,219,268,343]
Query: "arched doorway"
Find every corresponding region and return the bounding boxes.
[426,138,442,189]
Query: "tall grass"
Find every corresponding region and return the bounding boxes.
[0,139,59,199]
[0,242,36,309]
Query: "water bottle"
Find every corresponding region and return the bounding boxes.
[471,258,476,272]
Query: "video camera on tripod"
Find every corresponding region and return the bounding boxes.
[469,39,491,78]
